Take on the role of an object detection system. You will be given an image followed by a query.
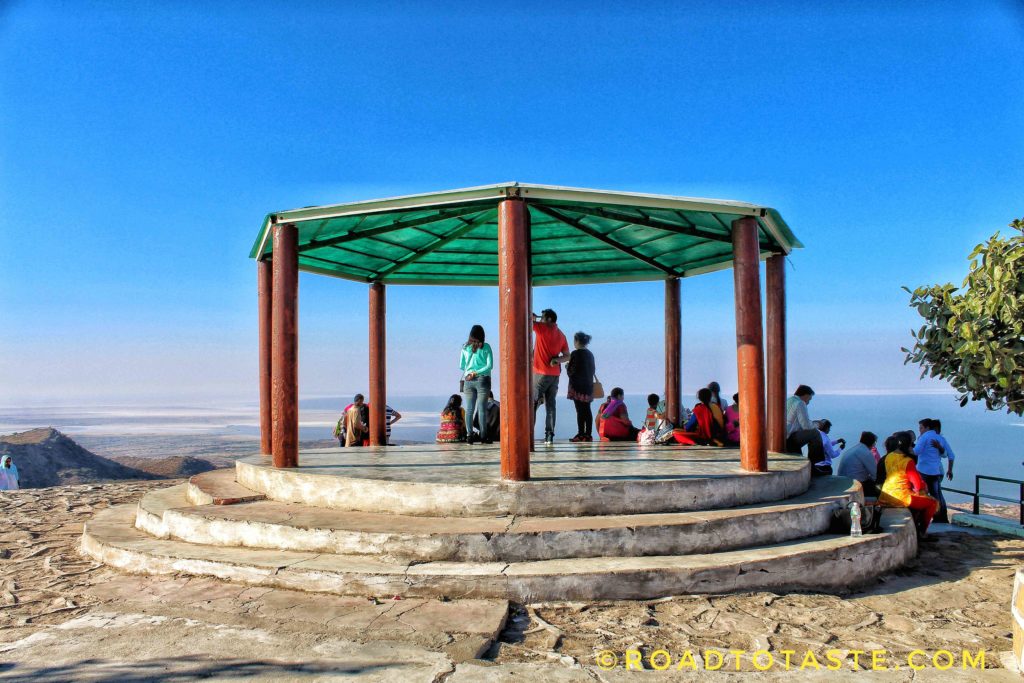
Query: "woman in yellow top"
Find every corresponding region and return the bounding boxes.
[877,432,938,536]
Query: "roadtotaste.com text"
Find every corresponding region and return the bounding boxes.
[594,648,986,672]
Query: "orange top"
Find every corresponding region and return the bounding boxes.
[532,322,569,376]
[878,452,927,507]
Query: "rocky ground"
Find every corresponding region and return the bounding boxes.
[1,481,1022,681]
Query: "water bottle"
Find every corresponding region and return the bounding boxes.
[849,501,863,538]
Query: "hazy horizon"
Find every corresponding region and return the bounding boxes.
[2,3,1021,406]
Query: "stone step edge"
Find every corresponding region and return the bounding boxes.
[186,469,266,506]
[136,480,860,562]
[234,457,812,518]
[87,504,918,602]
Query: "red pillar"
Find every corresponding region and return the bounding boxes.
[766,254,787,454]
[257,259,273,456]
[732,217,767,472]
[271,222,299,468]
[664,278,682,425]
[368,282,387,446]
[499,198,530,481]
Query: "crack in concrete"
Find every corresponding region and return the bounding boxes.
[363,599,401,632]
[431,660,457,683]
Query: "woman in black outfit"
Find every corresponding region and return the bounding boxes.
[566,331,596,442]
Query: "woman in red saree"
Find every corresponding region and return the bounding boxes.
[674,388,725,446]
[595,387,639,441]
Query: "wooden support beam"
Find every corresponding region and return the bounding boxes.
[664,278,681,425]
[258,258,273,456]
[499,199,531,480]
[732,217,768,472]
[368,282,387,446]
[766,254,787,453]
[272,223,299,468]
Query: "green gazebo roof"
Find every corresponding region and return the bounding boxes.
[250,182,801,286]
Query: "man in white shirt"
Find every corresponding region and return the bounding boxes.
[785,385,823,464]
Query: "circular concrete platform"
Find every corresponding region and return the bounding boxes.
[236,443,810,517]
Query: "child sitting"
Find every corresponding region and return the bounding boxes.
[436,394,467,443]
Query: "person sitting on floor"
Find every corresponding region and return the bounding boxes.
[436,394,467,443]
[707,385,727,439]
[674,388,725,446]
[595,387,639,441]
[342,394,369,447]
[362,403,402,445]
[837,431,881,496]
[707,381,729,412]
[643,393,662,431]
[723,393,740,445]
[486,391,501,442]
[877,432,939,539]
[812,419,845,476]
[331,395,368,448]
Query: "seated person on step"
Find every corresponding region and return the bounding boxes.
[877,432,938,538]
[812,419,845,476]
[837,431,880,496]
[596,387,639,441]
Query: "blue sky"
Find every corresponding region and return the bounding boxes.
[1,1,1022,405]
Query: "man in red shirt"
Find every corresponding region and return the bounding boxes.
[532,309,570,444]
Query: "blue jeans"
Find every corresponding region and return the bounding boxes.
[922,473,948,523]
[533,374,559,439]
[463,376,491,440]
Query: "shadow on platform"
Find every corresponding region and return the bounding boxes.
[0,657,406,682]
[853,523,1020,598]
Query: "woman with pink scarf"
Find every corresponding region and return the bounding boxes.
[595,387,639,441]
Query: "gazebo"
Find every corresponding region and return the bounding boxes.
[77,183,919,603]
[77,203,918,601]
[249,182,802,480]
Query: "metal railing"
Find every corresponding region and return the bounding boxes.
[946,475,1024,526]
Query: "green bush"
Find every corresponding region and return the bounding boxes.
[904,218,1024,415]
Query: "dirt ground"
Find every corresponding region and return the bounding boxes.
[1,481,1022,681]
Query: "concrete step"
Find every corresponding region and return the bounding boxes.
[186,469,265,506]
[83,503,917,602]
[136,478,861,562]
[235,451,811,517]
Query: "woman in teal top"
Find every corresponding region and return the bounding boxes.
[460,324,494,444]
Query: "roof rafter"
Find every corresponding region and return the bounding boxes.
[550,204,733,245]
[298,206,489,252]
[532,205,680,277]
[371,213,493,280]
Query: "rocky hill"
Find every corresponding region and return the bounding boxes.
[107,455,218,479]
[0,428,219,488]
